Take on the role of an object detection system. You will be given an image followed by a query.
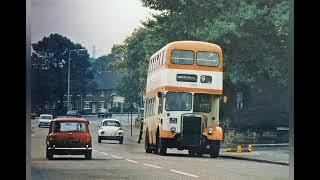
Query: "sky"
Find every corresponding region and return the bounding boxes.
[31,0,157,58]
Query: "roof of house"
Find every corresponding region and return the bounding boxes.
[93,71,120,90]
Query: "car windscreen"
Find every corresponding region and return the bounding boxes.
[54,122,86,132]
[40,115,52,119]
[102,120,120,127]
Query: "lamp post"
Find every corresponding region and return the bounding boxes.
[67,48,86,110]
[77,94,82,111]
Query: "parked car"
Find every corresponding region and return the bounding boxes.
[66,110,82,118]
[45,118,92,160]
[98,108,112,118]
[38,114,53,127]
[98,119,123,144]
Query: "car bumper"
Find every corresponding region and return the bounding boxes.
[47,145,92,155]
[39,122,51,126]
[99,136,123,140]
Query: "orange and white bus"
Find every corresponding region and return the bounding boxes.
[143,41,223,158]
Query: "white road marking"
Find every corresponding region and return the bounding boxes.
[110,154,122,159]
[101,152,109,156]
[93,150,108,156]
[143,164,163,169]
[170,170,199,178]
[125,159,138,163]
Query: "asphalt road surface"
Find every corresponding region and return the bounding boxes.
[31,116,289,180]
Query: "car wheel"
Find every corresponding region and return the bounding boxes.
[85,151,92,160]
[46,147,53,160]
[98,136,101,143]
[119,137,123,144]
[209,140,220,158]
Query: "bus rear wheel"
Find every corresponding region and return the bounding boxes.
[145,131,152,153]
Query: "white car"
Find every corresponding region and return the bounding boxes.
[38,114,53,127]
[98,119,124,144]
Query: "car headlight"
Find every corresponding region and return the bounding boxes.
[100,131,104,134]
[208,128,213,135]
[117,131,123,136]
[170,127,176,132]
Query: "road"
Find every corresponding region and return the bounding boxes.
[31,116,289,180]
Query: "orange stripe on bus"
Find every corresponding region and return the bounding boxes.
[160,130,176,138]
[165,64,223,71]
[203,126,223,140]
[145,86,223,98]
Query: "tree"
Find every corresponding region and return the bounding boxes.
[31,33,94,113]
[91,54,114,74]
[110,0,289,129]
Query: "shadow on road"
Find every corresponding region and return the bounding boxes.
[98,142,122,144]
[47,157,111,161]
[152,152,210,159]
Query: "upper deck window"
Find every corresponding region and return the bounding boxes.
[197,51,219,66]
[171,50,194,65]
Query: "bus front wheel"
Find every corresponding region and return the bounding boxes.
[209,140,220,158]
[156,134,167,155]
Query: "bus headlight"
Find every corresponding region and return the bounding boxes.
[170,127,176,132]
[208,128,213,135]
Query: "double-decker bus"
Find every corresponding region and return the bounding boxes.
[143,41,223,158]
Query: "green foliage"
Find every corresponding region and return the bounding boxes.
[31,33,94,111]
[109,0,289,129]
[91,54,114,73]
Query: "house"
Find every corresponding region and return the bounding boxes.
[41,71,126,115]
[76,71,125,114]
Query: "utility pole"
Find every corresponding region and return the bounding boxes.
[131,104,133,136]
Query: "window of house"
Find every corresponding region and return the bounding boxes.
[99,103,104,109]
[84,102,91,109]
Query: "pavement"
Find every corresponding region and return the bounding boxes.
[121,125,289,166]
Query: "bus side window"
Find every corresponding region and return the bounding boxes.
[158,95,163,114]
[145,99,149,117]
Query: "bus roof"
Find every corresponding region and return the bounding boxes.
[150,41,222,60]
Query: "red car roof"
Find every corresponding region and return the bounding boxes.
[53,118,88,122]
